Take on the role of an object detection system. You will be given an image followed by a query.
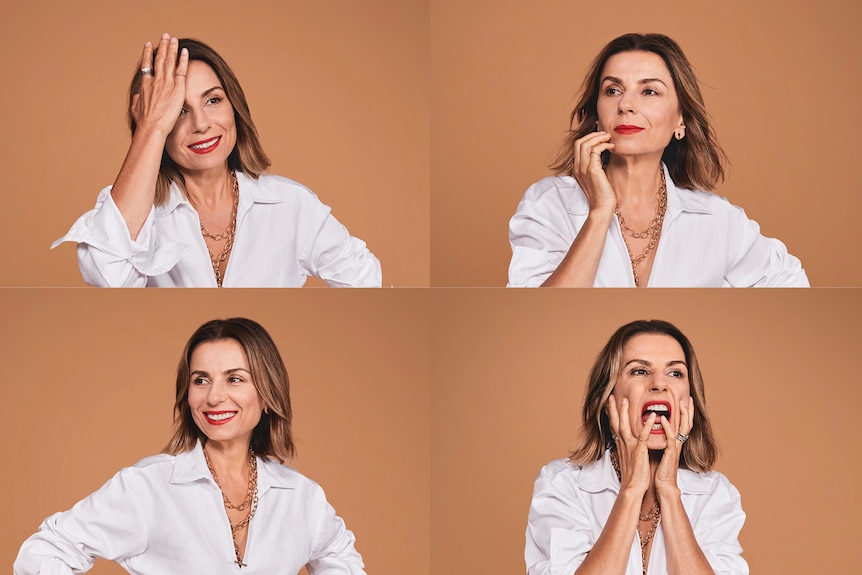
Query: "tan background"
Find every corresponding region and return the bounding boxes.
[3,289,430,575]
[0,0,429,287]
[431,289,862,573]
[430,0,862,286]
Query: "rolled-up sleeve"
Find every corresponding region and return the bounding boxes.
[306,484,366,574]
[725,204,809,287]
[50,187,189,287]
[526,463,595,575]
[14,469,147,575]
[299,200,382,288]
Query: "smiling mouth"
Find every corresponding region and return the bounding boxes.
[641,401,670,433]
[204,411,237,424]
[188,136,221,153]
[614,126,644,135]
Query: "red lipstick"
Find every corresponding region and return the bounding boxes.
[641,401,671,434]
[614,125,644,135]
[188,136,221,154]
[203,410,237,425]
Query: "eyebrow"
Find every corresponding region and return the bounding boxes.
[601,76,669,88]
[624,359,688,368]
[190,367,251,378]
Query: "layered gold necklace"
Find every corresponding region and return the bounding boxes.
[615,168,668,287]
[199,171,239,288]
[610,449,661,575]
[204,446,259,568]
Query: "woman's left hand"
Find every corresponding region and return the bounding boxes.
[654,395,694,495]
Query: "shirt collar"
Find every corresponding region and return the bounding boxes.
[169,440,297,494]
[157,171,284,216]
[577,449,717,495]
[564,164,713,218]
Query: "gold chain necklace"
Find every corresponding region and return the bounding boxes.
[204,446,259,568]
[610,449,661,575]
[199,171,239,287]
[615,169,668,287]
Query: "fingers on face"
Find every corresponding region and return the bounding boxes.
[637,411,655,443]
[154,33,171,77]
[574,132,613,173]
[176,47,190,77]
[607,395,620,435]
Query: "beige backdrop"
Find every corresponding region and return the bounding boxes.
[430,289,862,573]
[430,0,862,286]
[3,289,430,575]
[0,0,429,287]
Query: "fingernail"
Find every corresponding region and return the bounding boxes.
[162,32,170,40]
[145,41,152,48]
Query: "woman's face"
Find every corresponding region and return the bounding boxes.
[187,338,264,448]
[610,333,691,450]
[164,60,237,175]
[596,50,684,161]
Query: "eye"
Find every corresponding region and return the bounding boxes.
[228,375,244,384]
[206,96,221,105]
[179,106,189,117]
[630,367,648,376]
[192,377,209,386]
[604,86,621,96]
[642,88,659,96]
[668,369,686,378]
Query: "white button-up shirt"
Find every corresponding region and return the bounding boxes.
[525,452,748,575]
[14,442,366,574]
[508,167,809,287]
[51,173,382,287]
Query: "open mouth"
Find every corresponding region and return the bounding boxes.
[188,136,221,154]
[641,401,671,434]
[204,411,237,425]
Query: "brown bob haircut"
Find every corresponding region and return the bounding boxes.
[569,319,717,472]
[128,38,271,207]
[550,33,727,192]
[164,317,295,462]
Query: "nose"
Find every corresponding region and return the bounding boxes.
[189,108,210,134]
[618,91,635,115]
[206,381,226,405]
[649,376,667,393]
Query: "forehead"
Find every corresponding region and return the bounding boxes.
[622,333,685,360]
[185,60,224,91]
[601,50,673,83]
[190,338,248,368]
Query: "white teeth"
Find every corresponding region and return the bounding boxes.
[206,412,236,421]
[644,404,669,413]
[190,138,218,150]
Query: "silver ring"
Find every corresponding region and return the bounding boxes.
[140,68,153,76]
[611,434,619,443]
[677,432,689,443]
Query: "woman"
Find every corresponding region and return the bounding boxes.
[15,318,366,573]
[508,33,807,287]
[52,34,381,287]
[525,320,747,574]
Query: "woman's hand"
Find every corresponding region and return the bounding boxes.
[607,395,653,496]
[655,396,694,496]
[573,131,616,214]
[131,33,189,138]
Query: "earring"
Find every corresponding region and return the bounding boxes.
[675,130,685,140]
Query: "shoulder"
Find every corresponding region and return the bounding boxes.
[241,172,322,202]
[678,467,741,498]
[671,184,749,219]
[517,176,589,216]
[259,458,326,494]
[534,457,601,490]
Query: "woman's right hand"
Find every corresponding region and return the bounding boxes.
[573,131,616,214]
[607,395,653,496]
[131,33,189,137]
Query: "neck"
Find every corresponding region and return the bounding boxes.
[183,166,233,210]
[204,439,252,478]
[605,155,663,207]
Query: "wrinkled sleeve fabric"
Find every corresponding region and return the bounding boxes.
[298,197,382,288]
[508,181,575,287]
[525,462,595,575]
[14,469,147,575]
[691,475,749,575]
[305,483,366,574]
[724,203,809,287]
[50,187,189,287]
